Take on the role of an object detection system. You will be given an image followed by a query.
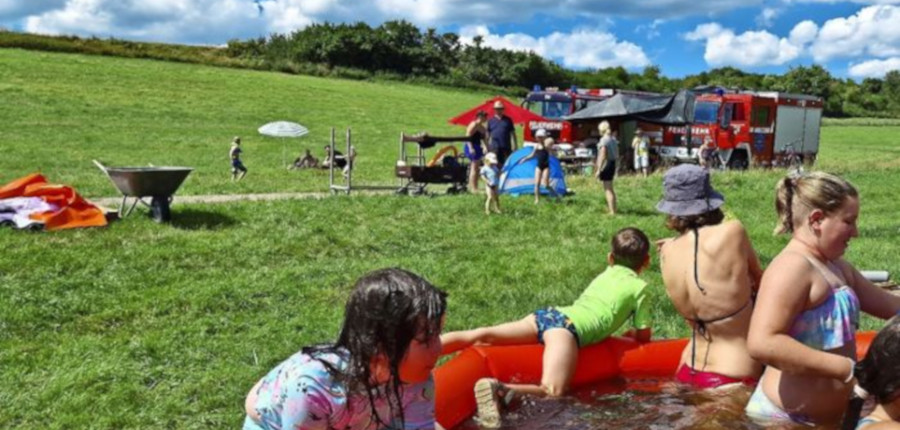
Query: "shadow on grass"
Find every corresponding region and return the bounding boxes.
[170,209,237,230]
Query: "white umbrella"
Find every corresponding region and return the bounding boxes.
[258,121,309,137]
[258,121,310,167]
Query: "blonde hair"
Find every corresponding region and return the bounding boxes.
[543,137,555,146]
[774,171,858,235]
[598,121,611,135]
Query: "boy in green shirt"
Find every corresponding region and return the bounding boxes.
[440,227,652,428]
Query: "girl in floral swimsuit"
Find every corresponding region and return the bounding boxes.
[746,172,900,427]
[243,268,447,430]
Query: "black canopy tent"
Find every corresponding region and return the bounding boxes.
[563,90,699,161]
[563,89,696,125]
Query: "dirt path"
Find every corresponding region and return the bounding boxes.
[90,190,393,208]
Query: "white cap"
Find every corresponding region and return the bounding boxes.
[534,128,548,138]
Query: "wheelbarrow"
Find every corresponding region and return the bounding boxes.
[94,160,193,222]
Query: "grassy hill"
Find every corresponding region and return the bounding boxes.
[1,48,900,429]
[0,48,488,197]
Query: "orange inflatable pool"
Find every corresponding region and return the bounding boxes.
[434,332,876,429]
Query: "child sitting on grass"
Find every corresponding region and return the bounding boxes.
[243,268,447,430]
[440,227,653,428]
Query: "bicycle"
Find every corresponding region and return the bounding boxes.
[780,139,805,174]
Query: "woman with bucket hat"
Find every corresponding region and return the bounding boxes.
[656,164,764,389]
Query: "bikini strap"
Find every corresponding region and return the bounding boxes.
[797,253,842,289]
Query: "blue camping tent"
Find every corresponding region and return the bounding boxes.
[499,147,567,196]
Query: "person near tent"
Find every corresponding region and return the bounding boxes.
[230,136,248,181]
[466,110,489,193]
[440,227,653,428]
[518,130,561,204]
[487,100,517,167]
[594,121,617,215]
[480,152,501,215]
[656,164,764,389]
[632,128,650,178]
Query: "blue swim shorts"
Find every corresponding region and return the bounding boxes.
[534,307,579,346]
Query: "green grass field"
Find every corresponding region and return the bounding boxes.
[1,48,899,429]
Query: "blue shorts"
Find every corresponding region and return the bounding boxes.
[232,159,247,171]
[534,307,579,346]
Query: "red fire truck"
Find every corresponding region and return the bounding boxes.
[521,86,617,144]
[655,90,823,169]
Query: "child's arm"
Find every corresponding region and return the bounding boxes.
[623,328,652,343]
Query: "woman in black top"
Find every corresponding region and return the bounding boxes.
[522,135,561,204]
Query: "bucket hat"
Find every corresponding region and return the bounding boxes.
[656,164,724,216]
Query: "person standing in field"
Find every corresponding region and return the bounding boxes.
[632,128,650,178]
[465,110,489,193]
[230,136,247,181]
[487,100,517,168]
[594,121,618,215]
[480,152,501,215]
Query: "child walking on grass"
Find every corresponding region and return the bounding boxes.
[480,152,501,215]
[230,136,247,181]
[440,227,653,428]
[243,268,448,430]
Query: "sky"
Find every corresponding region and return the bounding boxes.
[2,0,899,80]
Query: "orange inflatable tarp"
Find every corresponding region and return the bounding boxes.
[0,173,107,231]
[435,332,876,429]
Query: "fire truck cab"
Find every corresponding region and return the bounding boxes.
[521,86,616,145]
[656,90,823,169]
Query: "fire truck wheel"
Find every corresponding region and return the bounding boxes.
[728,151,749,170]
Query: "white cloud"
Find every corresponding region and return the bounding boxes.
[756,7,779,27]
[848,57,900,78]
[789,20,818,45]
[0,0,66,21]
[808,5,900,62]
[460,25,650,70]
[684,22,804,67]
[635,19,665,40]
[24,0,273,45]
[5,0,768,45]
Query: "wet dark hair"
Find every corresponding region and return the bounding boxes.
[842,316,900,430]
[611,227,650,271]
[664,208,725,234]
[476,110,487,118]
[303,268,447,428]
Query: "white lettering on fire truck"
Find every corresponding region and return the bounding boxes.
[530,122,564,131]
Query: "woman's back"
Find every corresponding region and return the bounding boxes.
[661,220,762,380]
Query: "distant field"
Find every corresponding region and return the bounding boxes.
[0,48,487,197]
[1,48,900,429]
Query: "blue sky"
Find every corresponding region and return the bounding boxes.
[2,0,899,79]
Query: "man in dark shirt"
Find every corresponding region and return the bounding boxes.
[486,100,518,167]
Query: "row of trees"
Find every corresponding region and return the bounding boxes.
[225,21,900,118]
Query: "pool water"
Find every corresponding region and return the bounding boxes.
[456,378,775,429]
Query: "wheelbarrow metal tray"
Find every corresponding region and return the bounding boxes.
[105,167,193,197]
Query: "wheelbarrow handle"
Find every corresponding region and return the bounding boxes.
[92,159,109,175]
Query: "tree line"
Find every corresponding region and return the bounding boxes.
[3,23,899,118]
[223,20,899,118]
